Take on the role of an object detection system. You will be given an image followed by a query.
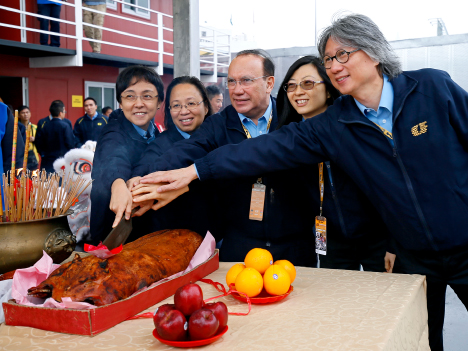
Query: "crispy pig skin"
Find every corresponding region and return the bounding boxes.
[27,229,203,306]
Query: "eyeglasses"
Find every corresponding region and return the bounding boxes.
[283,80,324,93]
[226,75,269,89]
[121,94,158,102]
[169,100,204,112]
[322,48,361,69]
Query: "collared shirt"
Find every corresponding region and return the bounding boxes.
[354,75,394,135]
[175,126,191,140]
[238,98,273,138]
[86,111,99,120]
[132,122,156,144]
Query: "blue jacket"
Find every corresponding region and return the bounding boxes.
[73,113,108,148]
[195,69,468,252]
[35,117,74,173]
[133,99,318,267]
[90,109,159,244]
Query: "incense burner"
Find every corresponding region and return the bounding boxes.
[0,211,75,274]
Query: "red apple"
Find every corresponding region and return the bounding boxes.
[155,309,187,341]
[204,301,228,333]
[153,303,175,328]
[174,283,204,316]
[188,308,219,340]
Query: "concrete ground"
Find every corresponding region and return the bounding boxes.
[444,286,468,350]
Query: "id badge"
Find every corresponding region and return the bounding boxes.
[315,215,327,255]
[249,182,266,221]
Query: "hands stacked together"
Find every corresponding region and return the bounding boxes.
[109,165,198,227]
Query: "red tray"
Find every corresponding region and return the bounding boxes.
[153,325,228,348]
[231,286,293,304]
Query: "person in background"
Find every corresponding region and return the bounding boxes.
[102,106,113,118]
[1,103,25,174]
[73,97,108,147]
[83,0,106,53]
[34,100,73,173]
[90,66,164,245]
[206,85,224,113]
[277,55,390,272]
[37,0,62,47]
[18,105,39,170]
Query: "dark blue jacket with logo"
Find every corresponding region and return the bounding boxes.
[73,113,108,148]
[194,69,468,252]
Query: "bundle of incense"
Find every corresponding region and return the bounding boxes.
[0,169,92,223]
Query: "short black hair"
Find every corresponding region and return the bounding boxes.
[84,97,97,105]
[164,76,213,130]
[206,85,222,99]
[49,100,65,117]
[235,49,275,76]
[116,65,164,104]
[276,55,341,129]
[18,105,30,113]
[102,106,112,114]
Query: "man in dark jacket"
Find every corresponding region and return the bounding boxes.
[73,97,108,147]
[140,14,468,351]
[35,100,74,173]
[1,103,25,174]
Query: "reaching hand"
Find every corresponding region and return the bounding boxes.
[139,165,198,193]
[126,176,141,191]
[132,199,154,217]
[110,179,133,227]
[384,252,396,273]
[132,182,189,211]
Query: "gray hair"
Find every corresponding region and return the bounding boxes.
[317,13,402,79]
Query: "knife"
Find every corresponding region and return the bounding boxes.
[102,208,138,250]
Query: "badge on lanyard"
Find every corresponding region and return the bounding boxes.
[243,112,272,222]
[315,163,327,255]
[249,178,266,221]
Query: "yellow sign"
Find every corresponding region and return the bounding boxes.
[72,95,83,107]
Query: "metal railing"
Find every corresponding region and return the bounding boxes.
[0,1,231,77]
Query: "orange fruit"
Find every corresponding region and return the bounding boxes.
[226,263,246,287]
[244,248,273,275]
[274,260,296,283]
[263,265,291,296]
[234,267,264,297]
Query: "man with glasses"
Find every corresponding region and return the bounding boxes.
[139,14,468,350]
[130,49,317,267]
[73,97,108,147]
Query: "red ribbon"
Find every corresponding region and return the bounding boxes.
[127,279,251,320]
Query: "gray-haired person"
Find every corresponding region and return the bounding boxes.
[138,13,468,351]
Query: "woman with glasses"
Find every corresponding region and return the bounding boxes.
[89,65,165,245]
[276,56,392,272]
[106,76,213,243]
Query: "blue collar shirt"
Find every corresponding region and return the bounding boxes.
[354,75,394,143]
[175,126,191,139]
[132,122,156,144]
[86,111,99,120]
[238,98,273,138]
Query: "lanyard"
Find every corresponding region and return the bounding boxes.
[318,162,324,216]
[372,121,393,140]
[241,110,273,140]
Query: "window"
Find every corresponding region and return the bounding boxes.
[85,81,118,114]
[122,0,150,19]
[106,0,117,11]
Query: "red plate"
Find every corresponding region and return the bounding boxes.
[153,325,228,348]
[231,286,293,304]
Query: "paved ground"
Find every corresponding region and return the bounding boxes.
[444,286,468,350]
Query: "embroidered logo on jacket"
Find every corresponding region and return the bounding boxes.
[411,121,428,136]
[97,123,102,126]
